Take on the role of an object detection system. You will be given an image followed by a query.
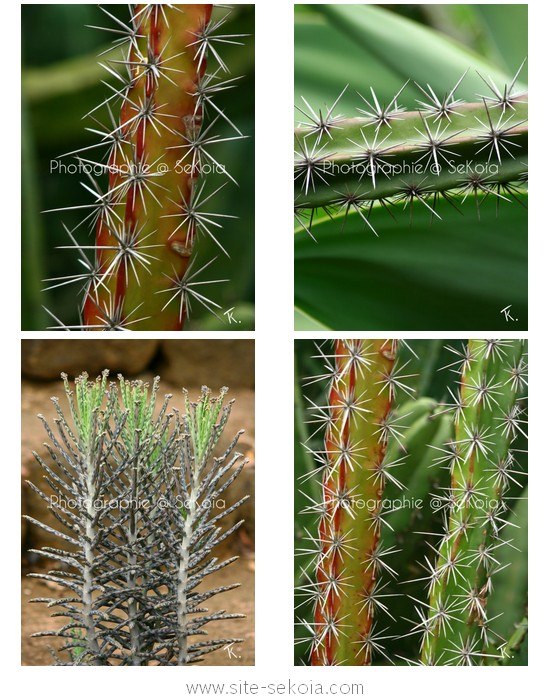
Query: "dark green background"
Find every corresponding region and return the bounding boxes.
[22,4,255,330]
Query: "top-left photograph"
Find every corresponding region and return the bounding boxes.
[22,4,255,331]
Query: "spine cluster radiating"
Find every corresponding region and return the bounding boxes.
[295,340,528,666]
[294,67,527,239]
[296,340,413,665]
[420,340,527,665]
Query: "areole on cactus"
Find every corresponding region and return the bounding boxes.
[294,82,528,237]
[294,4,528,240]
[420,340,527,665]
[309,340,397,665]
[43,4,249,330]
[295,340,528,666]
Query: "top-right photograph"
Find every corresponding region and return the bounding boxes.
[294,4,527,331]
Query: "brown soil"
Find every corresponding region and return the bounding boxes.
[21,557,255,666]
[21,375,255,666]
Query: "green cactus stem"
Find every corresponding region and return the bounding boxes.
[294,87,527,232]
[295,339,528,666]
[84,5,213,330]
[305,340,405,665]
[420,339,527,665]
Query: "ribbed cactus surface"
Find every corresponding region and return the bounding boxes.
[421,340,527,665]
[44,4,247,330]
[295,73,527,237]
[295,340,528,666]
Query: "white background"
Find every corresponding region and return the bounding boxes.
[9,0,544,694]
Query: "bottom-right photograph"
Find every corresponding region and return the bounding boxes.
[294,339,527,666]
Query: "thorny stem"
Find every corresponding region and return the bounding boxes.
[294,97,528,226]
[82,442,102,664]
[127,421,143,665]
[422,340,526,665]
[176,451,197,665]
[312,340,397,665]
[28,373,247,666]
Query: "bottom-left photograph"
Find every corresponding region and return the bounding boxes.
[21,339,255,666]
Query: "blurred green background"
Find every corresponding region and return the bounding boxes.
[22,4,255,330]
[294,3,527,115]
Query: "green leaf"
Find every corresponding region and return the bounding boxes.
[471,5,528,77]
[487,488,528,645]
[294,308,330,330]
[315,4,522,97]
[295,4,526,118]
[294,17,418,115]
[295,194,527,331]
[21,98,48,330]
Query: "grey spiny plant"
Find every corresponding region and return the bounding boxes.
[43,4,248,331]
[294,67,527,238]
[25,372,249,665]
[295,340,527,665]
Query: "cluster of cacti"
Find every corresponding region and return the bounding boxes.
[25,372,248,665]
[294,69,527,238]
[295,340,527,665]
[44,4,246,330]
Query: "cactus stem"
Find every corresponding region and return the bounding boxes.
[42,4,249,331]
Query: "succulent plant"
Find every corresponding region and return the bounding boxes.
[420,340,527,665]
[295,92,527,224]
[295,340,528,666]
[25,372,249,665]
[302,340,402,665]
[294,4,528,331]
[42,4,249,330]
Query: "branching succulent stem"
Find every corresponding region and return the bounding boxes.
[26,373,248,666]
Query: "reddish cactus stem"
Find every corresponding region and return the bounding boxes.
[312,340,396,665]
[84,4,213,330]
